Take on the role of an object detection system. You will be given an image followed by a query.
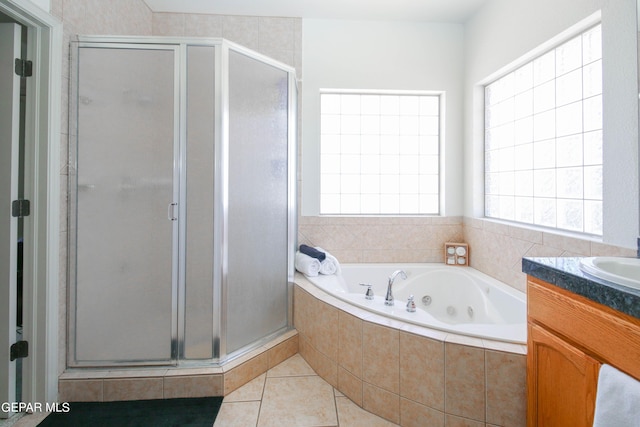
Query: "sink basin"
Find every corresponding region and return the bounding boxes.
[579,257,640,290]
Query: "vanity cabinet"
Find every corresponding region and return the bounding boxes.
[526,276,640,427]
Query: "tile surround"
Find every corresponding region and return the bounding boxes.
[58,331,298,402]
[295,277,527,426]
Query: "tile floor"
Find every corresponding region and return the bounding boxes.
[4,354,397,427]
[214,354,398,426]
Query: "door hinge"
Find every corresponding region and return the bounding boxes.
[10,341,28,361]
[14,58,33,78]
[12,199,30,218]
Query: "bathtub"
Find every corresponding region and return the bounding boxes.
[305,263,526,344]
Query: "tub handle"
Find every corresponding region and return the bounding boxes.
[406,295,416,313]
[359,283,374,300]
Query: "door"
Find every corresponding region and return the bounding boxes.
[0,22,22,418]
[71,45,179,365]
[527,323,600,426]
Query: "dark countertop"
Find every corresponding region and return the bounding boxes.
[522,257,640,320]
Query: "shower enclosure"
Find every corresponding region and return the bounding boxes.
[68,37,297,367]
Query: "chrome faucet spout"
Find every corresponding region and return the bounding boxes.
[385,269,407,306]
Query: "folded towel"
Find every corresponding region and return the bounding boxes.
[315,247,341,275]
[593,364,640,427]
[299,244,326,261]
[295,251,321,277]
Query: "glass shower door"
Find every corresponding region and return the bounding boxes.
[225,49,291,355]
[71,46,178,365]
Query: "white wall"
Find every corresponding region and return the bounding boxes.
[301,19,465,216]
[464,0,639,248]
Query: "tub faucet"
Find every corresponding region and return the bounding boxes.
[385,269,407,306]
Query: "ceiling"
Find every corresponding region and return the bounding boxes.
[142,0,489,23]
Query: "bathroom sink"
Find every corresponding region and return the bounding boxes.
[579,257,640,290]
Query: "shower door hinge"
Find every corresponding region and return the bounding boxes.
[12,200,30,218]
[10,341,28,361]
[14,58,33,78]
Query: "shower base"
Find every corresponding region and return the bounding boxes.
[58,330,298,402]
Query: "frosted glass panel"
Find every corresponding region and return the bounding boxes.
[184,46,216,359]
[74,47,176,363]
[485,24,602,235]
[226,50,289,354]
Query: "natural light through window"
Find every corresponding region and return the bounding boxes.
[484,24,602,235]
[320,91,440,215]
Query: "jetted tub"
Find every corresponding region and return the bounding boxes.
[305,263,526,344]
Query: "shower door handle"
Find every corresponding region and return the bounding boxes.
[168,202,178,221]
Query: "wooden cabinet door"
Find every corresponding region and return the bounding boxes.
[527,323,600,427]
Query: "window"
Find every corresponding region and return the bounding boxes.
[484,24,602,235]
[319,91,440,215]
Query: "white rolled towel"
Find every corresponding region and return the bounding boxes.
[295,251,321,277]
[316,247,341,275]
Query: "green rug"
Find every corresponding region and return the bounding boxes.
[37,397,223,427]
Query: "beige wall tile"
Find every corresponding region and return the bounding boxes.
[339,311,363,378]
[363,323,400,394]
[400,397,445,427]
[590,241,636,257]
[400,332,445,411]
[58,379,103,402]
[542,232,592,255]
[298,333,338,387]
[223,374,266,403]
[336,396,398,426]
[163,374,223,399]
[313,300,339,360]
[299,219,465,263]
[222,16,260,51]
[224,353,268,395]
[485,351,526,427]
[293,285,312,337]
[267,334,299,369]
[363,382,400,425]
[258,17,296,51]
[184,13,223,37]
[103,378,163,401]
[152,12,185,36]
[337,366,363,407]
[444,414,484,427]
[445,343,485,422]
